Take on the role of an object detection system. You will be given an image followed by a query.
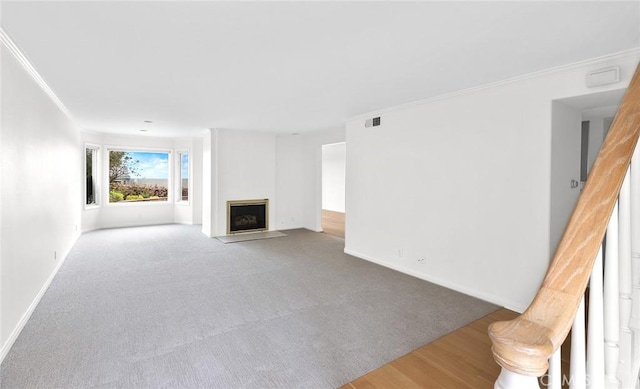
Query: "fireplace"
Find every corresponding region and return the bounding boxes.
[227,199,269,234]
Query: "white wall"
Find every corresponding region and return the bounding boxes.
[81,132,202,232]
[276,128,345,232]
[275,135,311,231]
[344,51,640,312]
[322,142,346,212]
[1,45,82,360]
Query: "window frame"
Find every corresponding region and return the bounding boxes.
[104,146,173,206]
[84,143,101,209]
[176,149,191,205]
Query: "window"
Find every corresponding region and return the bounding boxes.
[178,151,189,202]
[85,145,100,206]
[108,149,170,203]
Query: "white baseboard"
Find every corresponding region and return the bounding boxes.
[343,248,526,313]
[0,232,80,364]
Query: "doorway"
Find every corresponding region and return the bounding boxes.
[321,142,346,238]
[550,89,623,256]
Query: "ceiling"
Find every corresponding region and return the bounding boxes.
[2,1,639,137]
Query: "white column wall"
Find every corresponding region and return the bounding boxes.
[201,130,216,237]
[201,129,278,237]
[275,135,311,231]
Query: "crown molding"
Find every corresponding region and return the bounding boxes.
[0,27,72,119]
[350,47,640,122]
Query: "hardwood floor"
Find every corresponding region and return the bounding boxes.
[322,209,345,238]
[340,308,519,389]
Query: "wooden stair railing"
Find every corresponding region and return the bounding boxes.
[488,63,640,388]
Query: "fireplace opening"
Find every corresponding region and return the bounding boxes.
[227,199,268,234]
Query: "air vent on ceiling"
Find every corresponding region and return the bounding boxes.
[365,117,381,128]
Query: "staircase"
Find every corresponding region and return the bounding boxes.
[489,64,640,388]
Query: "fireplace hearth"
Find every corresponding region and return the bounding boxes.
[227,199,268,234]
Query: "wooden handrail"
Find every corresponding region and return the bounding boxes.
[489,63,640,377]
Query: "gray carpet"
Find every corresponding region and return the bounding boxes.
[0,225,498,389]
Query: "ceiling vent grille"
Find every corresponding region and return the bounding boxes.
[365,117,381,128]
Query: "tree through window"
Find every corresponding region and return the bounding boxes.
[108,150,169,203]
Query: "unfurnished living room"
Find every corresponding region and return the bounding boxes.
[1,2,640,388]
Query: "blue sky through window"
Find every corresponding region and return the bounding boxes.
[128,152,169,179]
[181,153,189,179]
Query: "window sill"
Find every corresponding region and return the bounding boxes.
[106,201,173,207]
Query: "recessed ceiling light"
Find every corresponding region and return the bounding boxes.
[144,120,152,124]
[140,129,148,132]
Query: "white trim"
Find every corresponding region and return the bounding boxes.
[0,27,72,119]
[349,48,640,122]
[0,232,81,364]
[343,248,527,313]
